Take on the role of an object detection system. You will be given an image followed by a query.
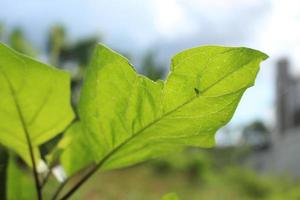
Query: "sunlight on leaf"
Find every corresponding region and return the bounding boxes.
[64,43,267,173]
[0,43,74,166]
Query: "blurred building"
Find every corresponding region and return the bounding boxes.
[271,58,300,175]
[249,58,300,176]
[276,59,300,132]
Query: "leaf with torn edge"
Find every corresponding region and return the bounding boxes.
[65,44,267,173]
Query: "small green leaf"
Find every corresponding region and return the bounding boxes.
[70,44,267,172]
[161,193,180,200]
[57,122,95,176]
[0,43,74,166]
[6,154,35,200]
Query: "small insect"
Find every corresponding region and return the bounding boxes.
[194,88,200,95]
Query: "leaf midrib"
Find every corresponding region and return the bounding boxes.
[0,69,43,198]
[95,90,202,169]
[107,94,243,163]
[91,92,198,174]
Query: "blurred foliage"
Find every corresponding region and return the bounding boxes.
[9,28,37,56]
[149,149,300,200]
[150,149,212,183]
[60,148,300,200]
[47,25,98,67]
[47,25,66,66]
[60,37,98,66]
[4,148,300,200]
[140,50,165,81]
[242,120,271,150]
[46,25,99,105]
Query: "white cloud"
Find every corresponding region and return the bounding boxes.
[152,0,197,38]
[1,0,298,126]
[261,0,300,73]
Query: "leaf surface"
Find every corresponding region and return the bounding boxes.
[0,43,74,166]
[57,122,95,176]
[71,44,267,172]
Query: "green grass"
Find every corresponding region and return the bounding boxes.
[66,149,300,200]
[16,148,300,200]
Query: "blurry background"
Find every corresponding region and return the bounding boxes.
[1,0,300,199]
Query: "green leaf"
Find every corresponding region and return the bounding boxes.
[0,43,74,166]
[6,154,35,200]
[161,193,180,200]
[76,44,267,171]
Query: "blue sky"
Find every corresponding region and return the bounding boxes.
[1,0,300,128]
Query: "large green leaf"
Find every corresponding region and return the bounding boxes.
[0,43,74,166]
[73,44,267,172]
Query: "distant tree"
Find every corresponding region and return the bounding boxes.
[140,50,165,81]
[47,25,66,66]
[9,28,36,56]
[46,25,100,105]
[242,121,271,150]
[60,37,98,66]
[47,25,99,68]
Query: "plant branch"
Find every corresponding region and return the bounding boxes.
[57,134,137,200]
[51,179,69,200]
[51,164,95,200]
[23,125,42,200]
[57,157,107,200]
[40,170,51,189]
[41,159,58,190]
